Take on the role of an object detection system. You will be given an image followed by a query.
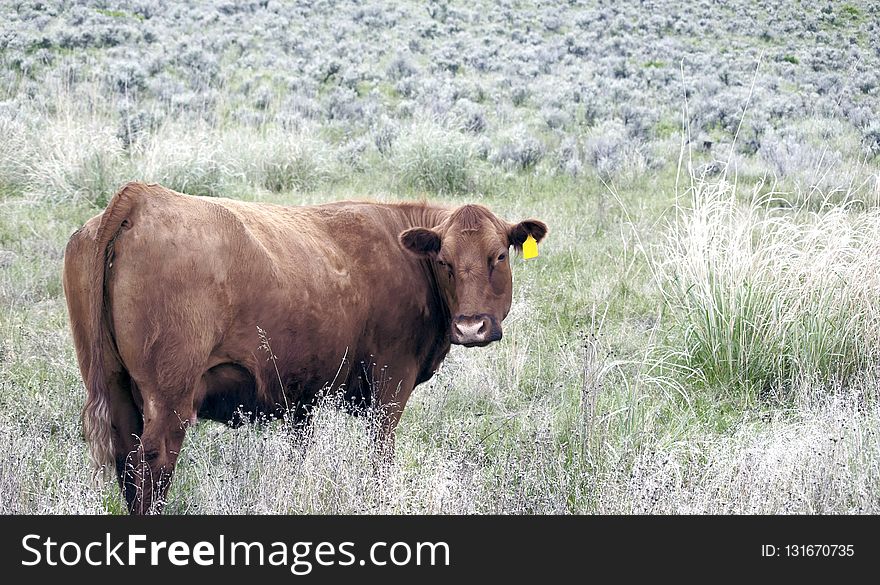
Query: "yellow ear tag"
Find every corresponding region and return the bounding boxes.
[523,234,539,259]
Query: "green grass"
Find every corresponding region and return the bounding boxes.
[840,4,862,21]
[95,8,144,21]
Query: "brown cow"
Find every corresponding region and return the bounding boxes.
[62,182,547,514]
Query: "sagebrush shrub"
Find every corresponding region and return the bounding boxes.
[584,119,652,181]
[490,126,546,171]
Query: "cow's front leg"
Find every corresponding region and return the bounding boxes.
[372,369,418,461]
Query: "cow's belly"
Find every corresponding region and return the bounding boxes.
[196,297,383,419]
[197,362,265,425]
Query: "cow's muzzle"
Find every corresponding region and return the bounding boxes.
[451,314,502,347]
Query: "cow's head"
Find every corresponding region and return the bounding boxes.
[399,205,547,347]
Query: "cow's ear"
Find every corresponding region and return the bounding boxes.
[400,227,442,257]
[508,219,548,251]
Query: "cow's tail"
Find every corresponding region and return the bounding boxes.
[83,182,144,476]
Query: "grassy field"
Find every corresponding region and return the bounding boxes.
[2,0,880,514]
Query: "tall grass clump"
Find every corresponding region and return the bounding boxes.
[659,178,880,397]
[0,115,29,196]
[240,128,337,194]
[132,123,234,198]
[15,112,126,205]
[124,124,339,199]
[392,123,475,195]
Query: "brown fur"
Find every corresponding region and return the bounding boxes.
[62,182,547,514]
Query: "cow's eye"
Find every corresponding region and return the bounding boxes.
[497,253,507,262]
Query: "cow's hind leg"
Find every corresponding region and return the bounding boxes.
[129,379,195,515]
[107,371,143,511]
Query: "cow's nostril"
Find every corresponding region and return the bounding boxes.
[453,318,488,341]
